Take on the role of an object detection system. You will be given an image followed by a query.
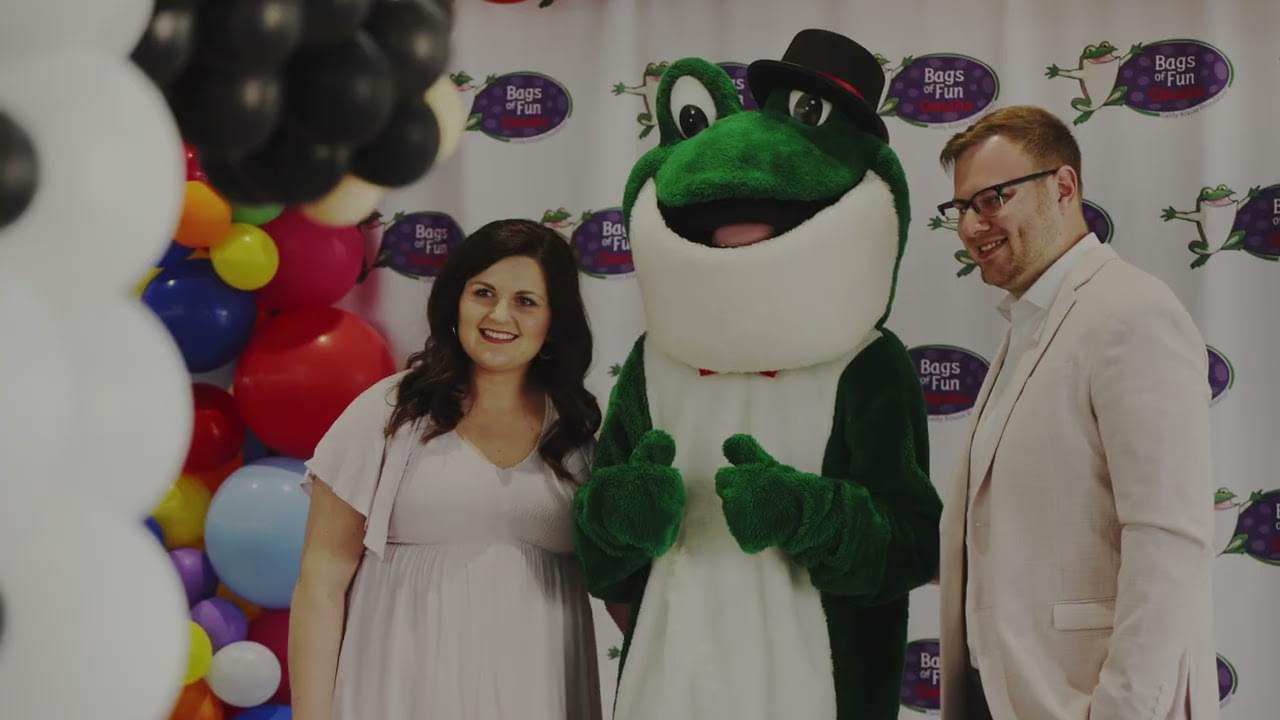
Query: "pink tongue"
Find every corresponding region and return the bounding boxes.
[712,223,774,247]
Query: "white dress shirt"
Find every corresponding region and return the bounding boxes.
[966,232,1102,668]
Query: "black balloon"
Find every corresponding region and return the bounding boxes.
[0,110,38,231]
[196,0,304,73]
[284,32,395,145]
[200,154,273,204]
[170,66,283,154]
[364,0,451,97]
[240,124,352,204]
[352,96,439,187]
[302,0,374,45]
[130,0,198,87]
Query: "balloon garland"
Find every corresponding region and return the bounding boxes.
[0,2,456,718]
[131,0,459,226]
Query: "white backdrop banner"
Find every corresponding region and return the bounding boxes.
[337,1,1280,717]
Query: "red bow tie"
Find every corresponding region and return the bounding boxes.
[698,369,779,377]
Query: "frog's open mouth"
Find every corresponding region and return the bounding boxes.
[658,195,842,248]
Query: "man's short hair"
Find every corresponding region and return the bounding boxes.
[939,105,1083,193]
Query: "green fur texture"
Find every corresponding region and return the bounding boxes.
[821,329,941,720]
[572,336,659,603]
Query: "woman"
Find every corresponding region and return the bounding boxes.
[290,219,608,720]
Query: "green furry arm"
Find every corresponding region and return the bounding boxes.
[573,335,685,602]
[714,330,940,602]
[811,329,941,601]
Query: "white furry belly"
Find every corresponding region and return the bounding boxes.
[608,339,873,720]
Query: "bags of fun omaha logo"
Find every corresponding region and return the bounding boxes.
[929,200,1114,277]
[1214,487,1280,566]
[908,345,989,420]
[355,210,465,280]
[900,639,941,714]
[1162,183,1280,267]
[539,207,632,277]
[448,71,571,142]
[1217,654,1239,707]
[614,61,757,139]
[1045,39,1232,125]
[874,52,999,128]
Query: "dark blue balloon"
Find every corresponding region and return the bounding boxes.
[145,516,165,544]
[250,456,307,474]
[157,239,194,268]
[234,704,292,720]
[241,427,274,462]
[142,259,257,373]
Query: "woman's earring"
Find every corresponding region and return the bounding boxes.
[538,344,552,359]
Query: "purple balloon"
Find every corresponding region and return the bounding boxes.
[191,597,249,651]
[169,548,219,606]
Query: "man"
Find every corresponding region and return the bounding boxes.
[935,105,1218,720]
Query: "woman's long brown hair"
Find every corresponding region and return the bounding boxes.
[384,219,600,482]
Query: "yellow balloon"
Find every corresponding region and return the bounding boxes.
[211,223,280,290]
[151,474,212,549]
[186,621,213,684]
[301,174,386,227]
[132,267,162,298]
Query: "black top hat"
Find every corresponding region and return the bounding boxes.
[747,28,890,143]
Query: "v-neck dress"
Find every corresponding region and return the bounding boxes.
[303,371,601,720]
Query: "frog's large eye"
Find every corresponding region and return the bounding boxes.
[788,90,832,126]
[670,75,718,139]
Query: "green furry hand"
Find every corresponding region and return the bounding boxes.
[715,434,833,555]
[577,430,686,558]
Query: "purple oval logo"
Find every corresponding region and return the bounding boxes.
[1083,200,1114,244]
[879,54,999,127]
[716,62,758,111]
[466,72,571,142]
[1206,345,1234,403]
[571,208,632,277]
[900,638,941,713]
[373,211,465,279]
[1119,40,1233,116]
[909,345,990,418]
[1217,654,1238,707]
[1231,183,1280,260]
[1220,489,1280,565]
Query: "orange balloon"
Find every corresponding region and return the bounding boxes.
[194,452,244,493]
[175,181,232,249]
[169,680,224,720]
[217,582,263,621]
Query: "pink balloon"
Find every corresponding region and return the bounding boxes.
[256,209,364,310]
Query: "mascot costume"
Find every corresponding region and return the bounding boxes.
[573,29,943,720]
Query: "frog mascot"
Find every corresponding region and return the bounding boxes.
[573,29,942,720]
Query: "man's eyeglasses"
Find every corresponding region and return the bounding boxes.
[936,169,1058,223]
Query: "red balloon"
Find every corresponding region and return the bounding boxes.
[185,142,207,181]
[256,208,365,310]
[185,383,247,472]
[248,610,291,704]
[233,306,395,458]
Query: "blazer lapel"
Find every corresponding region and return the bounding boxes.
[968,244,1118,498]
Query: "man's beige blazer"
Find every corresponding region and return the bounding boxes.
[939,244,1218,720]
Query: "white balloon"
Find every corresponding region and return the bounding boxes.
[425,75,466,164]
[302,174,387,227]
[208,641,283,708]
[0,49,183,296]
[0,283,76,485]
[0,0,153,59]
[40,299,194,518]
[0,483,189,720]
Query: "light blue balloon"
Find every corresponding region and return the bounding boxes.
[205,462,310,609]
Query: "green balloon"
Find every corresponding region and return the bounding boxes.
[231,203,284,226]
